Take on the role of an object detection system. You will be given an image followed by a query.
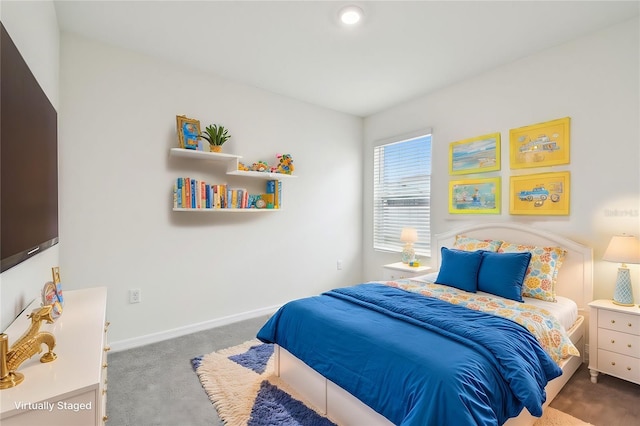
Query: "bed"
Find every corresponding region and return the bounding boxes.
[257,223,593,425]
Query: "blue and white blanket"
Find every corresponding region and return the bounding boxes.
[257,284,562,426]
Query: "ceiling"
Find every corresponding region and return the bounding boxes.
[53,1,639,117]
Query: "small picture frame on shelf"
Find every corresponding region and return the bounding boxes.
[176,115,201,150]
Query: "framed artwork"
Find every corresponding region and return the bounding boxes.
[509,117,570,169]
[449,177,501,214]
[51,266,64,307]
[449,132,501,175]
[176,115,201,150]
[509,172,570,215]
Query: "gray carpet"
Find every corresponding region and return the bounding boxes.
[106,315,270,426]
[106,316,640,425]
[549,362,640,426]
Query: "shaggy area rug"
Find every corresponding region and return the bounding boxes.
[192,340,592,426]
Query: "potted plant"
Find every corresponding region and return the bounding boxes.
[199,124,231,152]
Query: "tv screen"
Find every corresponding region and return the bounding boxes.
[1,22,59,273]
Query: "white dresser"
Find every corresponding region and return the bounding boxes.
[0,287,109,425]
[588,299,640,385]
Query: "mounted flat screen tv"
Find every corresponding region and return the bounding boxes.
[1,23,59,273]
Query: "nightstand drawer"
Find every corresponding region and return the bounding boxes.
[382,263,431,281]
[599,309,640,336]
[598,328,640,358]
[597,349,640,383]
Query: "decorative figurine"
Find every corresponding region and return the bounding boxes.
[275,154,294,174]
[0,305,57,389]
[251,161,270,172]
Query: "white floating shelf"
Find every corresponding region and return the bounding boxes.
[169,147,241,162]
[172,208,280,213]
[226,170,297,180]
[169,148,297,179]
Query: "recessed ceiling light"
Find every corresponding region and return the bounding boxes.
[339,5,364,25]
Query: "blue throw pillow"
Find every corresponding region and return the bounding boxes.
[477,251,532,302]
[435,247,483,292]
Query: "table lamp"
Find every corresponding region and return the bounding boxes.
[602,234,640,306]
[400,228,418,264]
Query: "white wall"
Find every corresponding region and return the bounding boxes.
[0,0,60,330]
[58,35,363,346]
[4,5,637,348]
[363,18,640,302]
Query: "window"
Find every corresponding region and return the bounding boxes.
[373,133,432,257]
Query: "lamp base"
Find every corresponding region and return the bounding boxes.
[612,300,635,307]
[401,243,415,264]
[612,267,634,306]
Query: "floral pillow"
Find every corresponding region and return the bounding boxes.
[498,242,567,302]
[453,235,502,252]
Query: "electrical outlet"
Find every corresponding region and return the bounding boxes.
[337,259,343,270]
[129,288,141,304]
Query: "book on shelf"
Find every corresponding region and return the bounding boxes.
[190,179,196,208]
[173,181,178,208]
[265,180,282,209]
[173,178,260,209]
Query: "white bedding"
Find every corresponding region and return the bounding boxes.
[411,272,578,331]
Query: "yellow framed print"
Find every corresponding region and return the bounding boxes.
[449,132,501,175]
[509,117,570,169]
[176,115,201,150]
[509,172,570,215]
[449,177,501,214]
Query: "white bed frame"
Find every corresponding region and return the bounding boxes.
[274,223,593,426]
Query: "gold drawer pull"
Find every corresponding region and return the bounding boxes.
[611,339,615,344]
[103,415,109,422]
[627,367,632,371]
[611,319,616,324]
[628,323,632,327]
[628,344,632,348]
[103,388,107,395]
[611,361,616,366]
[104,346,111,352]
[103,362,108,368]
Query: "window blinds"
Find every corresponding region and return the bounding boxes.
[373,134,432,256]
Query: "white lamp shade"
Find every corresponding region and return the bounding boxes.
[603,235,640,265]
[400,228,418,243]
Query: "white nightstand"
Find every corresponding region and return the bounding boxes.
[588,299,640,385]
[382,262,432,280]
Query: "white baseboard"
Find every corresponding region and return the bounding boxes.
[109,304,281,352]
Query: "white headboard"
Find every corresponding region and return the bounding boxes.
[433,223,593,313]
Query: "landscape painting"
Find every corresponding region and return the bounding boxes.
[449,132,501,175]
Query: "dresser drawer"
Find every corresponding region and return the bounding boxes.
[597,349,640,383]
[599,309,640,336]
[598,328,640,358]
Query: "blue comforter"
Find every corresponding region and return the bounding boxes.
[257,284,562,426]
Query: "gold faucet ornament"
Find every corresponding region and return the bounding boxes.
[0,304,57,389]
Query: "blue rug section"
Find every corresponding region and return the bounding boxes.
[228,343,274,374]
[248,380,337,426]
[191,355,203,371]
